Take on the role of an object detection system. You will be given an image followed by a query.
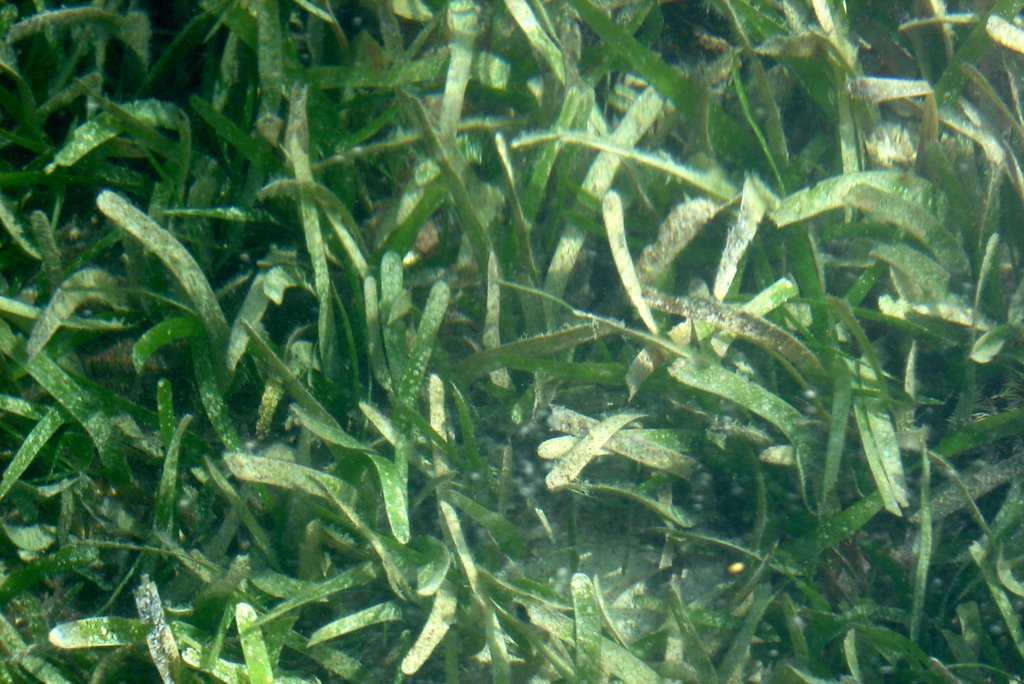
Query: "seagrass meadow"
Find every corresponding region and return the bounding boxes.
[1,0,1024,681]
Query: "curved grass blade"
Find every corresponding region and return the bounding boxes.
[787,492,884,564]
[439,498,512,682]
[668,358,813,503]
[0,322,126,477]
[774,170,967,274]
[8,6,136,44]
[839,626,864,679]
[0,394,46,421]
[397,279,450,405]
[440,501,481,593]
[413,535,452,598]
[571,573,601,683]
[365,453,409,544]
[0,191,40,259]
[969,542,1024,661]
[458,322,615,382]
[306,49,448,90]
[847,76,934,103]
[191,342,243,451]
[97,190,230,384]
[846,184,966,274]
[225,452,408,596]
[546,404,699,477]
[283,84,341,383]
[400,582,457,676]
[646,289,825,384]
[710,277,800,357]
[47,100,182,173]
[359,399,399,446]
[572,481,695,528]
[910,442,932,642]
[204,456,278,566]
[535,84,664,310]
[236,603,274,684]
[503,0,565,85]
[179,644,246,684]
[603,190,658,334]
[668,582,718,683]
[296,638,371,682]
[192,556,252,669]
[989,13,1024,54]
[289,403,371,454]
[154,415,190,536]
[307,601,402,647]
[546,412,645,490]
[0,544,97,610]
[133,315,203,374]
[227,268,300,374]
[0,407,63,505]
[27,267,129,359]
[971,323,1020,363]
[29,210,63,288]
[824,296,887,389]
[910,450,1024,525]
[323,206,369,279]
[0,296,41,325]
[638,198,719,284]
[521,86,592,223]
[502,279,700,364]
[879,294,990,328]
[439,0,479,138]
[851,384,909,516]
[49,617,149,649]
[252,564,379,628]
[514,129,737,201]
[374,162,445,259]
[778,594,809,671]
[714,177,774,300]
[870,243,950,301]
[526,604,661,684]
[483,250,513,388]
[934,407,1024,457]
[997,546,1024,598]
[162,206,277,223]
[771,170,939,227]
[444,490,525,557]
[585,84,667,197]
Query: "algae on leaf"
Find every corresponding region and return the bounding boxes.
[8,0,1024,681]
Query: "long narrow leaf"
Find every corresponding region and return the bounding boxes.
[0,407,63,505]
[97,191,230,383]
[603,190,658,333]
[236,603,274,684]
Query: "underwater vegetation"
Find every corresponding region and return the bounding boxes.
[1,0,1024,681]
